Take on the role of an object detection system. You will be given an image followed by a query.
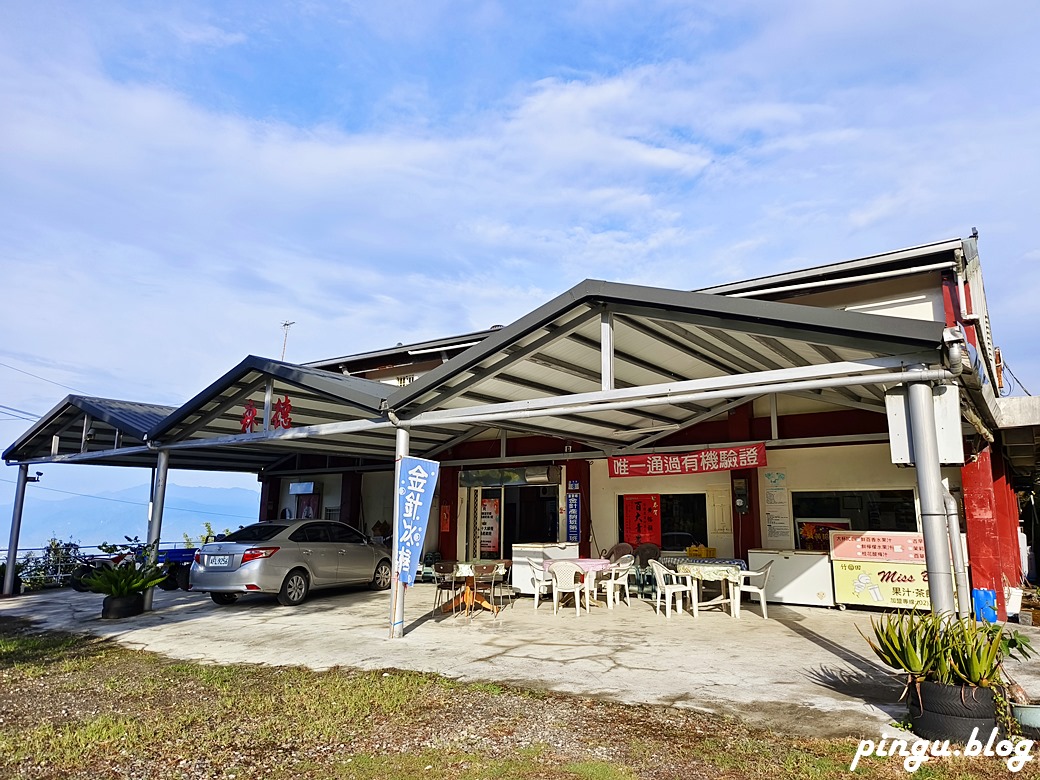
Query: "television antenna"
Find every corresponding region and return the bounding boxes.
[280,321,296,360]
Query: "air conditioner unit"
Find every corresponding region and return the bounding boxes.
[524,466,562,485]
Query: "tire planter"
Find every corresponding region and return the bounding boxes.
[1011,702,1040,740]
[908,681,997,743]
[101,593,145,619]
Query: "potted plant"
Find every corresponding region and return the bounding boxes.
[861,610,1034,742]
[82,552,168,619]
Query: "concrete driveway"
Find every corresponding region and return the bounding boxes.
[3,584,1038,739]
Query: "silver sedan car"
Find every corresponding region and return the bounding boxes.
[189,520,392,606]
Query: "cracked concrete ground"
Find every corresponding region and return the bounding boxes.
[3,584,1037,739]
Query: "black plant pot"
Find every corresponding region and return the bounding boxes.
[908,681,997,743]
[101,593,145,619]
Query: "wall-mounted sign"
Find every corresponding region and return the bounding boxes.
[608,443,766,478]
[830,531,926,563]
[622,494,661,546]
[565,493,581,543]
[440,504,452,534]
[479,498,501,554]
[832,560,932,609]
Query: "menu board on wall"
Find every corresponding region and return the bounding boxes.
[763,470,791,542]
[622,494,661,546]
[830,531,927,563]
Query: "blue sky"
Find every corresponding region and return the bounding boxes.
[3,2,1040,535]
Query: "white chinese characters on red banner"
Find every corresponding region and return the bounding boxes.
[240,395,293,434]
[608,443,766,478]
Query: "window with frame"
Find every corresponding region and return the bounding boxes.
[791,489,917,550]
[616,493,708,550]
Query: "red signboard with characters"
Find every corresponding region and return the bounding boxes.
[622,494,661,547]
[608,443,766,478]
[240,395,293,433]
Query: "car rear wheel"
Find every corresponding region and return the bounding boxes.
[370,559,392,590]
[277,569,310,606]
[210,592,239,605]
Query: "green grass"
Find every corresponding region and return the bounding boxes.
[2,618,1037,780]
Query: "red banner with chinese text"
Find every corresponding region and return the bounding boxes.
[608,443,766,478]
[622,494,661,547]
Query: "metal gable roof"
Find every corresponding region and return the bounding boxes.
[143,355,471,466]
[696,238,966,297]
[385,279,948,453]
[3,396,175,464]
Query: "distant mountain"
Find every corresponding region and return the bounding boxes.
[1,484,261,551]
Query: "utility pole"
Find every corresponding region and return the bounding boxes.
[280,321,295,360]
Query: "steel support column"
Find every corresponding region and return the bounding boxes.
[906,373,956,615]
[3,464,29,597]
[388,426,410,639]
[142,449,170,611]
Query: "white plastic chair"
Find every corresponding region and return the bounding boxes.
[648,559,694,618]
[528,558,553,609]
[597,554,635,609]
[737,561,772,619]
[548,561,587,617]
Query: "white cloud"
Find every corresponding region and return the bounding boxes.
[2,1,1040,513]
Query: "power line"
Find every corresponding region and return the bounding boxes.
[0,477,257,520]
[1002,361,1032,397]
[0,360,87,393]
[0,403,41,421]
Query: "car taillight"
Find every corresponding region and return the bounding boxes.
[241,547,279,564]
[193,551,201,564]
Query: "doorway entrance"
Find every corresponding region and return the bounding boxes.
[468,485,559,560]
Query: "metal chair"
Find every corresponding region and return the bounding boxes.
[432,561,461,615]
[633,543,661,599]
[471,563,502,618]
[602,542,634,563]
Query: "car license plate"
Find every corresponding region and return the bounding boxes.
[208,555,231,567]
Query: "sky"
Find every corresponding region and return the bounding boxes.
[2,1,1040,539]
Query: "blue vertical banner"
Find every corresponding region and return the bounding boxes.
[394,456,441,586]
[566,492,581,543]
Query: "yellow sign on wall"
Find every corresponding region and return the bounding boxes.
[832,560,932,609]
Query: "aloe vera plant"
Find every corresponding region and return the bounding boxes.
[859,610,943,682]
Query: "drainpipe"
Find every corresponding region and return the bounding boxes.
[943,487,972,619]
[907,367,956,615]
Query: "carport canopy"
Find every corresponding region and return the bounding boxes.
[6,279,955,472]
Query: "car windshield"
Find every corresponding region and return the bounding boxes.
[222,523,286,543]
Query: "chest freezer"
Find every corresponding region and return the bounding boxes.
[511,543,580,595]
[748,549,835,607]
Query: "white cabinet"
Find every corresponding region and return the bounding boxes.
[511,543,580,595]
[748,549,835,607]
